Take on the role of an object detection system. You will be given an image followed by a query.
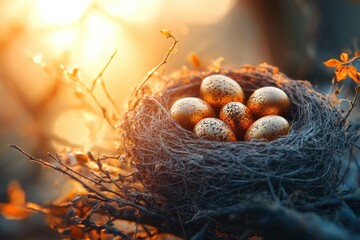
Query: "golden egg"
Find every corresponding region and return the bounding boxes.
[170,97,216,131]
[247,86,291,119]
[219,102,254,139]
[194,118,237,142]
[200,74,245,109]
[244,115,290,142]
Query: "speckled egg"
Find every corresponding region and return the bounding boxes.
[200,74,244,109]
[247,86,291,119]
[219,102,254,139]
[170,97,216,131]
[194,118,237,142]
[244,115,290,142]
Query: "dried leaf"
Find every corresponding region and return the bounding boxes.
[70,67,79,78]
[355,50,360,57]
[340,53,349,62]
[0,203,29,220]
[323,59,341,67]
[335,65,347,81]
[188,52,201,69]
[160,29,172,38]
[65,151,89,166]
[8,181,25,205]
[347,65,358,83]
[0,181,30,220]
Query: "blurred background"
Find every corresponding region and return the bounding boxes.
[0,0,359,238]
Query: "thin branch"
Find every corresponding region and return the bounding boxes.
[10,144,161,218]
[86,153,128,199]
[90,49,120,117]
[134,215,139,240]
[344,85,360,119]
[80,82,116,130]
[29,51,118,130]
[84,201,101,222]
[100,78,120,116]
[10,144,108,201]
[128,33,178,108]
[91,49,118,91]
[142,224,154,238]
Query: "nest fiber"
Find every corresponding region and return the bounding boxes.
[120,63,350,225]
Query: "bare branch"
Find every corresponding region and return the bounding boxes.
[128,33,178,109]
[344,85,360,119]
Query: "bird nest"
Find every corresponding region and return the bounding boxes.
[119,63,359,238]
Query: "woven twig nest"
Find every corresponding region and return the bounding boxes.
[120,63,355,238]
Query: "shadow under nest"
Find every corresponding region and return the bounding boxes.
[13,63,360,239]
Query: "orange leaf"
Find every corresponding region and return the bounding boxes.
[0,181,30,220]
[188,52,201,69]
[8,181,25,205]
[160,29,172,38]
[347,65,358,83]
[357,73,360,83]
[355,50,360,57]
[0,203,29,220]
[323,59,341,67]
[340,53,349,62]
[335,65,347,81]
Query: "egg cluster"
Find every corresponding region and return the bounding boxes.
[170,74,291,142]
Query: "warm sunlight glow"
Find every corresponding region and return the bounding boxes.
[34,0,92,25]
[82,12,119,61]
[44,28,77,54]
[52,110,107,149]
[21,0,238,150]
[100,0,162,22]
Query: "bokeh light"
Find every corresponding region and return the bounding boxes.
[100,0,163,23]
[32,0,92,25]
